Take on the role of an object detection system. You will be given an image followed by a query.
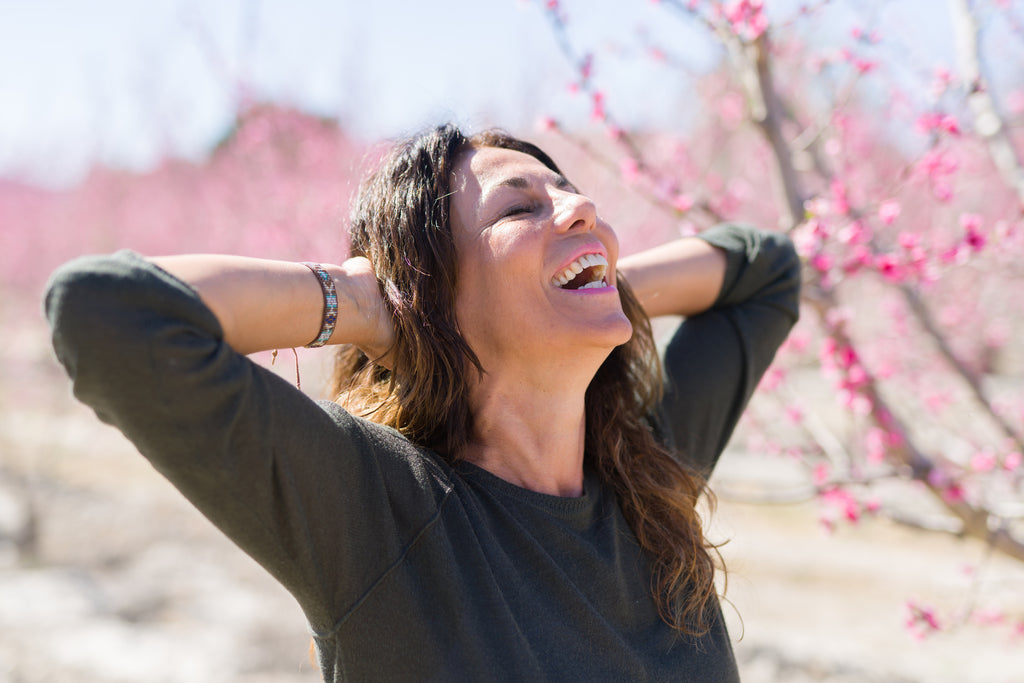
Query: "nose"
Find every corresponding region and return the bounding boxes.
[551,189,597,234]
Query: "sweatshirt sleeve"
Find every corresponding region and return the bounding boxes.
[43,251,450,631]
[655,223,801,478]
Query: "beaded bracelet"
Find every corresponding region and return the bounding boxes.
[301,262,338,348]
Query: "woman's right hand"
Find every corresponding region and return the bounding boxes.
[336,256,395,364]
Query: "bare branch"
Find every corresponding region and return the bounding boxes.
[950,0,1024,204]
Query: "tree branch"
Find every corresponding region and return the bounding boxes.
[740,30,1024,564]
[950,0,1024,205]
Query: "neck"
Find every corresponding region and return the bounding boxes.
[462,362,595,497]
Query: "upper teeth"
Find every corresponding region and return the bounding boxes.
[552,253,608,288]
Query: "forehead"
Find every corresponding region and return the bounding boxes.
[454,146,558,198]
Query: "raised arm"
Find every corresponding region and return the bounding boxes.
[44,251,436,631]
[617,237,728,319]
[151,254,393,357]
[640,224,802,476]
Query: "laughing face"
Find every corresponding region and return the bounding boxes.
[449,146,634,374]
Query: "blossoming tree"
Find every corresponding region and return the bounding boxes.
[534,0,1024,638]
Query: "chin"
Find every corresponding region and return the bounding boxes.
[600,313,635,348]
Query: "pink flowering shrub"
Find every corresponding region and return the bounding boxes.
[2,104,366,296]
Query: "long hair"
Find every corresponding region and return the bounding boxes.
[330,124,722,633]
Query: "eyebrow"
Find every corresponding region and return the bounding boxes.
[492,172,577,193]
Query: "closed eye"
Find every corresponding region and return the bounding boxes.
[500,203,538,219]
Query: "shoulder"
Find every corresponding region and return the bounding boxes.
[316,400,456,496]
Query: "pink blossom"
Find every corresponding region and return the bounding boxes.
[830,179,851,215]
[722,0,768,40]
[671,193,694,212]
[785,406,804,424]
[1004,452,1022,471]
[838,219,870,245]
[878,200,901,225]
[810,252,833,274]
[853,58,876,74]
[791,223,823,258]
[916,112,960,136]
[905,602,943,640]
[842,245,873,274]
[677,221,698,237]
[933,181,954,202]
[942,483,966,505]
[591,91,606,122]
[875,253,906,282]
[812,463,830,486]
[822,486,861,522]
[780,330,809,354]
[897,231,918,249]
[938,243,963,264]
[960,213,986,251]
[970,451,997,473]
[844,363,867,388]
[918,149,959,180]
[824,308,851,329]
[835,344,858,369]
[841,391,872,416]
[537,116,558,131]
[760,367,785,391]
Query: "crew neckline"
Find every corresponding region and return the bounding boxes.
[454,460,603,516]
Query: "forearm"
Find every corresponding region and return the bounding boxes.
[617,237,727,318]
[151,255,386,356]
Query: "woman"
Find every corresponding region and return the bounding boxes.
[46,125,800,681]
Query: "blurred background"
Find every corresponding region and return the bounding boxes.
[2,1,1023,681]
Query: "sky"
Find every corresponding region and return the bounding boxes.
[2,0,711,187]
[0,0,1001,189]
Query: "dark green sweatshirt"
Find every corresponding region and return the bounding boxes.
[45,223,800,682]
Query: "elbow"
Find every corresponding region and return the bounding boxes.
[762,230,803,325]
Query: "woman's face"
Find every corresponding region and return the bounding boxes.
[449,146,633,371]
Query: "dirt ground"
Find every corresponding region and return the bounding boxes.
[2,311,1022,682]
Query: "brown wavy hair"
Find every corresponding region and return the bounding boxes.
[330,124,722,634]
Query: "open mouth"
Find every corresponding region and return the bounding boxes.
[551,253,609,290]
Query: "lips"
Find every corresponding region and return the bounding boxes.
[551,252,609,290]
